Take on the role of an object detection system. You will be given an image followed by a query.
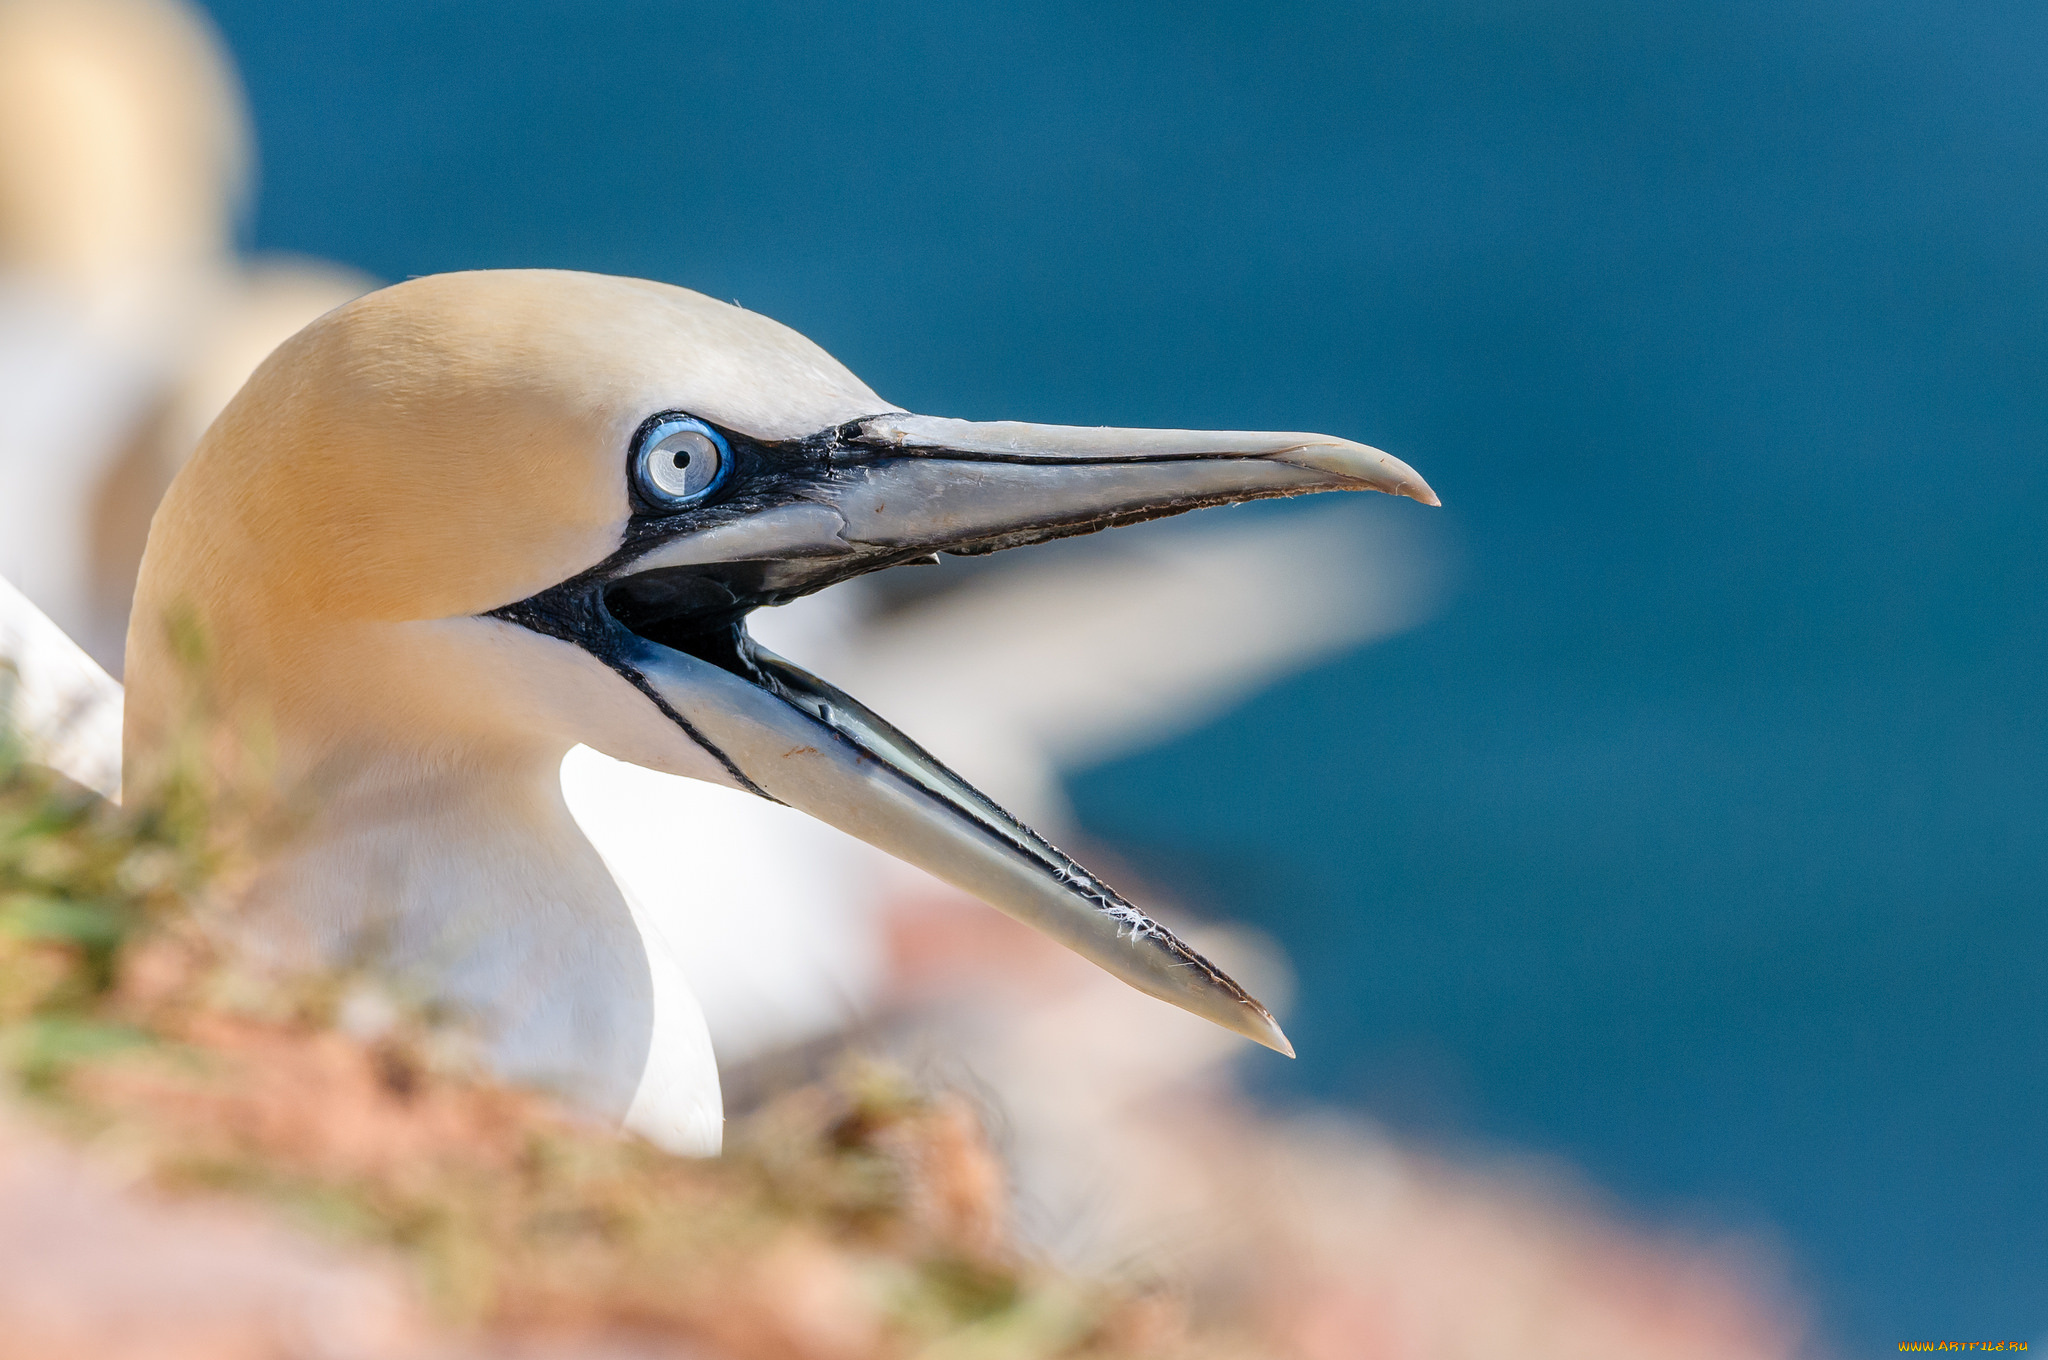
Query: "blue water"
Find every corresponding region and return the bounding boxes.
[203,0,2048,1347]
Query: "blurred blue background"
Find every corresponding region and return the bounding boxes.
[198,0,2045,1349]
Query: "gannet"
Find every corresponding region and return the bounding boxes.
[121,269,1437,1154]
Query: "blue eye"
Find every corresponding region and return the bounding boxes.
[633,415,730,508]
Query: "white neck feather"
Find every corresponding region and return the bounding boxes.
[247,743,722,1154]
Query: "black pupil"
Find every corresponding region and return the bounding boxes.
[670,450,689,469]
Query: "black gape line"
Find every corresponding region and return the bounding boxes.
[482,560,769,798]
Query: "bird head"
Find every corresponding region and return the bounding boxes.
[128,269,1436,1057]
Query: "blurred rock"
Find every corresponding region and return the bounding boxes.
[0,1101,431,1360]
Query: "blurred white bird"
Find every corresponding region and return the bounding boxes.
[0,0,371,668]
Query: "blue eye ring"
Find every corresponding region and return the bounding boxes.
[632,414,732,510]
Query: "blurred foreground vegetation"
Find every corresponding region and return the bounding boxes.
[0,738,1219,1359]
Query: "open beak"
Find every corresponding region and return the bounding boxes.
[499,413,1436,1056]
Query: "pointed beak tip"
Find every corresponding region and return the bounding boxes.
[1277,441,1437,508]
[1370,450,1440,507]
[1244,1008,1295,1057]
